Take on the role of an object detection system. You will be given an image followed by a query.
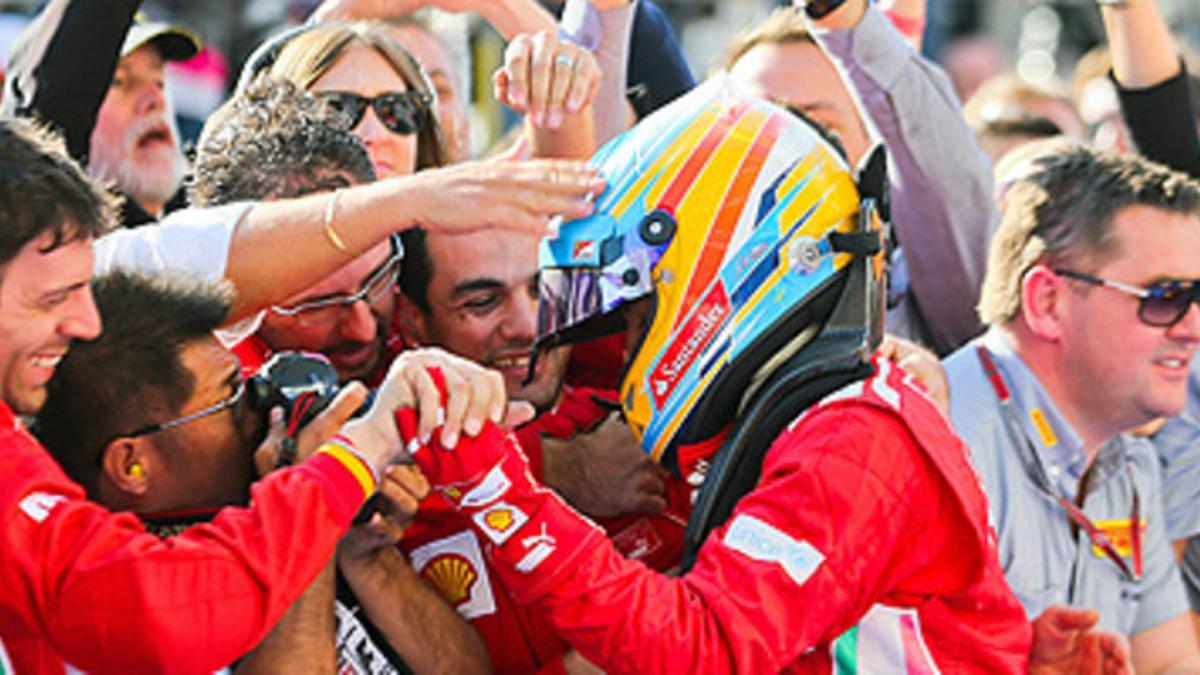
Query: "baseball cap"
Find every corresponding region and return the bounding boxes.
[121,13,200,62]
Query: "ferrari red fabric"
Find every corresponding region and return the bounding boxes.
[408,357,1032,674]
[397,386,690,674]
[0,400,372,675]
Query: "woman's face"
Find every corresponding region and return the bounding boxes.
[310,45,419,179]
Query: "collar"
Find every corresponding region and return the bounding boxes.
[980,327,1128,497]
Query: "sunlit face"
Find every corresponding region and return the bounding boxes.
[0,233,101,415]
[402,229,570,411]
[310,45,420,179]
[728,41,871,163]
[387,23,469,162]
[89,45,187,214]
[148,336,257,510]
[1055,206,1200,433]
[257,241,396,383]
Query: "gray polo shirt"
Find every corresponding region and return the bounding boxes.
[944,328,1187,636]
[1151,356,1200,542]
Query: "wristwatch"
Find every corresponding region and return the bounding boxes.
[799,0,850,20]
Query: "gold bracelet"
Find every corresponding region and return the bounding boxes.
[324,189,352,255]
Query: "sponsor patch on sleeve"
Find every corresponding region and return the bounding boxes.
[18,492,68,524]
[723,514,824,587]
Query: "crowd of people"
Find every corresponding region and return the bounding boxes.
[1,0,1199,672]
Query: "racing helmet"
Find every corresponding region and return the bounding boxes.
[534,76,887,471]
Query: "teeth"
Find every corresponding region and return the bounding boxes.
[1157,358,1185,368]
[492,356,530,369]
[32,354,62,369]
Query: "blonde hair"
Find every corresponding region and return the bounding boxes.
[268,21,450,170]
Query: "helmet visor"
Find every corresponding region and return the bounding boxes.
[537,266,606,346]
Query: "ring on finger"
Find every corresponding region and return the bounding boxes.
[554,53,575,70]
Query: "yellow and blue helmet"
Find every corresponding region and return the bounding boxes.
[535,76,887,471]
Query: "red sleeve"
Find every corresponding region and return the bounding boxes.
[495,405,971,673]
[0,426,371,673]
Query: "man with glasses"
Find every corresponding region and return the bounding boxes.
[944,143,1200,670]
[190,79,406,387]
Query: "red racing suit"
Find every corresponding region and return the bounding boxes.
[399,385,692,674]
[406,357,1032,673]
[0,401,375,675]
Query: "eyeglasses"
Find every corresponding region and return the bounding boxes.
[125,379,247,438]
[269,251,402,327]
[1054,268,1200,328]
[317,91,429,136]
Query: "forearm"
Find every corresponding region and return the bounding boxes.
[0,0,139,161]
[236,562,338,674]
[225,176,422,319]
[1102,0,1179,89]
[813,4,992,351]
[342,548,490,674]
[561,0,636,147]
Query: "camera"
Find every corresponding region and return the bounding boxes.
[246,351,343,433]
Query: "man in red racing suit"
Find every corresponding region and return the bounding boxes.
[0,399,376,674]
[397,358,1033,673]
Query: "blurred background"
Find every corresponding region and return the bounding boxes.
[3,0,1197,152]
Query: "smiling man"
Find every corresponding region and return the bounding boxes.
[944,144,1200,672]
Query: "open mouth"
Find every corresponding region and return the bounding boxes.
[136,125,173,150]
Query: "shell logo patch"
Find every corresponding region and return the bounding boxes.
[408,530,497,620]
[472,501,529,545]
[421,553,478,606]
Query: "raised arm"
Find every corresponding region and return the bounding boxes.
[0,0,139,162]
[1101,0,1200,178]
[807,0,994,353]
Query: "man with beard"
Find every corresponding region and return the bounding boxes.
[4,2,197,226]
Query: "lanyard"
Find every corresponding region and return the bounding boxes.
[975,346,1143,583]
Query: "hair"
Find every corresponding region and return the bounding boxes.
[721,8,814,73]
[979,145,1200,324]
[978,114,1062,142]
[190,78,377,206]
[963,72,1080,136]
[34,270,233,493]
[265,21,450,171]
[0,118,115,269]
[398,226,432,313]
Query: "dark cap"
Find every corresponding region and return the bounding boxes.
[121,13,200,62]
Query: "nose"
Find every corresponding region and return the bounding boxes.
[338,299,378,343]
[355,104,390,144]
[133,78,166,116]
[62,286,103,341]
[500,294,538,345]
[1168,299,1200,344]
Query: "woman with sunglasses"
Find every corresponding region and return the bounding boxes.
[266,22,450,179]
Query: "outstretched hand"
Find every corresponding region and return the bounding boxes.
[1029,606,1132,675]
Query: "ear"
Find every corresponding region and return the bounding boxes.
[100,437,154,498]
[395,294,429,346]
[1019,264,1066,342]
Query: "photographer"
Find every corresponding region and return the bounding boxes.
[0,117,504,675]
[35,270,491,674]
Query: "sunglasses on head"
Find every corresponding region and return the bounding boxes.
[1055,268,1200,328]
[318,91,428,136]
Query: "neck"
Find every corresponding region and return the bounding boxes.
[135,196,165,219]
[1000,324,1114,467]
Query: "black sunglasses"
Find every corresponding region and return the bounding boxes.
[318,91,428,136]
[1055,268,1200,328]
